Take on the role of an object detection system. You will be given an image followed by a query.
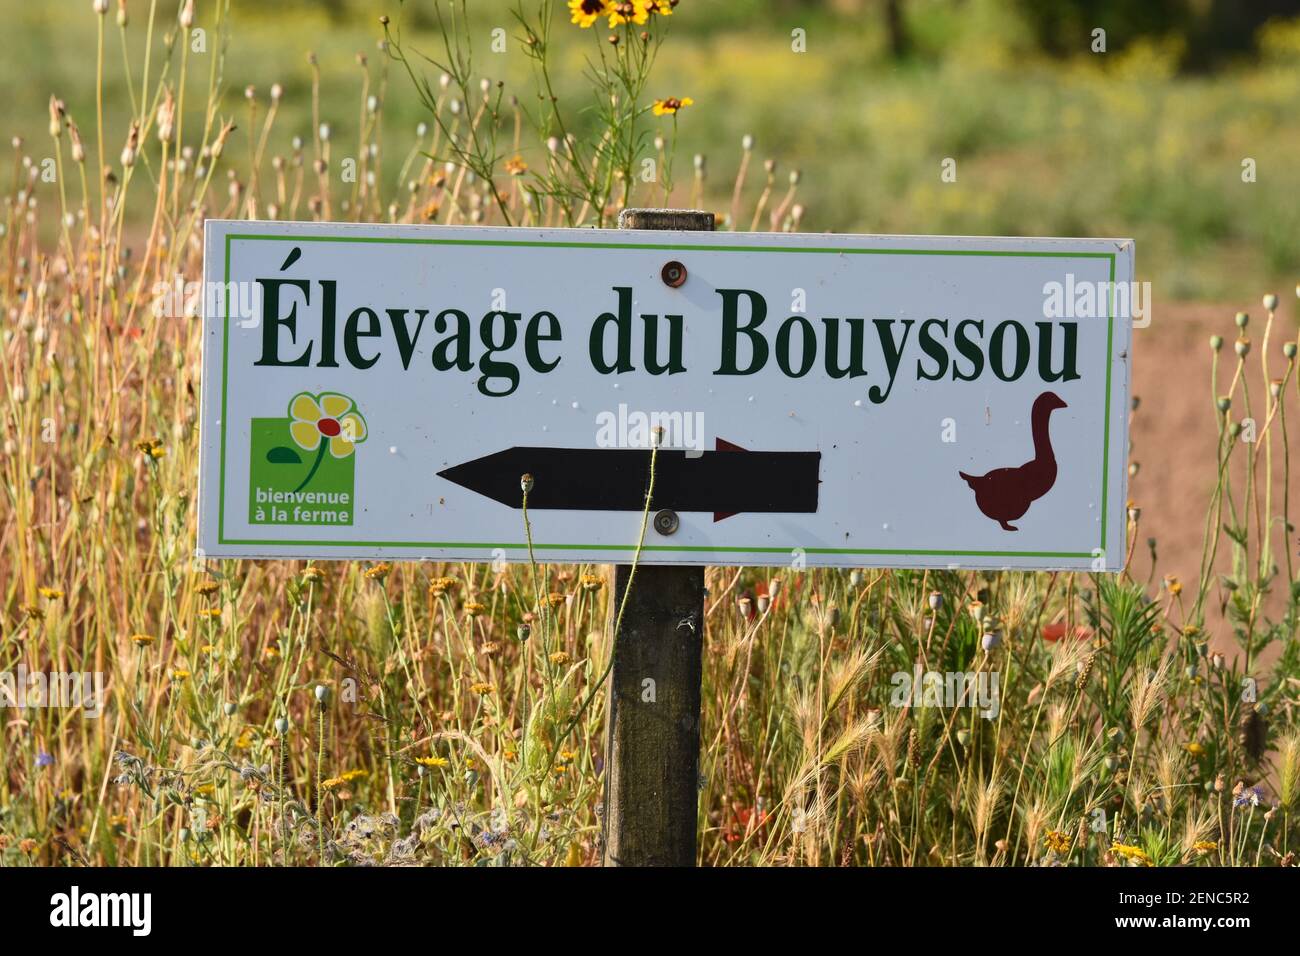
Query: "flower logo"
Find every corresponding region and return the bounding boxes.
[289,392,368,459]
[265,392,367,493]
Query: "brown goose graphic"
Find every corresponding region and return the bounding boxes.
[959,391,1067,531]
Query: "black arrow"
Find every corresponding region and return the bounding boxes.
[437,438,820,522]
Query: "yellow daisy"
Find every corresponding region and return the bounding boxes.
[652,96,693,116]
[568,0,608,28]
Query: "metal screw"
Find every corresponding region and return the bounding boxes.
[653,508,679,535]
[660,260,686,288]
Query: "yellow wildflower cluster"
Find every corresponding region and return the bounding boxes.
[1043,830,1071,855]
[1111,842,1153,866]
[569,0,675,29]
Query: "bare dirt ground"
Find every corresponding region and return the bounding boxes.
[1129,299,1298,650]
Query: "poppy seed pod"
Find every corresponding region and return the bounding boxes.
[1285,342,1298,359]
[314,684,331,704]
[1210,334,1223,352]
[1264,293,1279,312]
[1234,311,1249,329]
[274,717,290,735]
[981,628,1001,651]
[1235,337,1251,358]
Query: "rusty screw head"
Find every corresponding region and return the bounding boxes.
[661,260,687,288]
[653,509,680,535]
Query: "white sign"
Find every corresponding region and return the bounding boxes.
[198,220,1133,570]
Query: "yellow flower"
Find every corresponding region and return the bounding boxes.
[198,607,222,619]
[416,756,450,769]
[470,682,494,695]
[1183,741,1206,757]
[341,769,368,782]
[1111,842,1153,866]
[464,601,487,617]
[546,592,567,609]
[1192,840,1217,855]
[131,634,155,646]
[134,437,163,456]
[479,641,500,655]
[1043,830,1071,854]
[364,562,392,581]
[302,566,325,583]
[149,445,167,459]
[288,392,368,460]
[320,776,346,791]
[607,1,649,26]
[171,669,191,681]
[580,573,603,591]
[194,580,219,597]
[504,155,528,176]
[550,651,571,666]
[428,576,457,596]
[568,0,608,27]
[20,603,44,620]
[652,96,693,116]
[38,587,64,600]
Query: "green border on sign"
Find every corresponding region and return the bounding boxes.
[217,232,1118,559]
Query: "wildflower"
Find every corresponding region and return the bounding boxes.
[1233,785,1264,809]
[35,751,54,768]
[652,96,694,116]
[504,155,528,176]
[198,607,222,619]
[134,437,163,457]
[479,641,500,655]
[131,634,155,646]
[21,603,45,620]
[194,580,219,597]
[1164,575,1182,597]
[364,562,392,581]
[1192,840,1217,856]
[550,651,571,666]
[263,644,280,659]
[1183,742,1206,758]
[18,838,38,855]
[320,776,346,791]
[416,756,450,769]
[546,592,567,609]
[470,682,494,695]
[38,587,63,600]
[1110,842,1153,866]
[464,601,486,617]
[568,0,608,28]
[580,573,603,592]
[1043,830,1071,855]
[302,566,325,583]
[428,576,456,596]
[171,669,191,681]
[340,769,368,783]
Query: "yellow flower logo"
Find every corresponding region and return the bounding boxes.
[269,392,368,493]
[289,392,368,459]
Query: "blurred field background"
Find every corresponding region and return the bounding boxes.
[5,0,1300,299]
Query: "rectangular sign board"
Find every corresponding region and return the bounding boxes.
[198,220,1133,570]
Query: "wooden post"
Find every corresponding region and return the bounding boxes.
[603,208,714,866]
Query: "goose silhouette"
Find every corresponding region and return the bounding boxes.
[959,391,1067,531]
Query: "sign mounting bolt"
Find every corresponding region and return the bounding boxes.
[661,260,687,288]
[654,509,680,535]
